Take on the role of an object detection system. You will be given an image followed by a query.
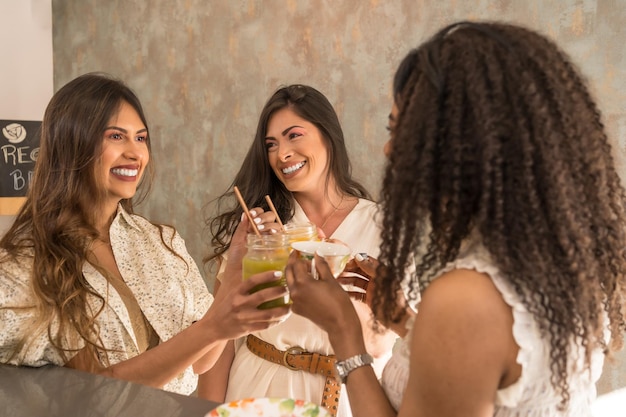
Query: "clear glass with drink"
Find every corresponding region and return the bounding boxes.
[291,240,351,278]
[242,233,290,309]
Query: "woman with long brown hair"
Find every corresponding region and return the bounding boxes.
[0,73,289,395]
[286,21,626,416]
[203,84,396,416]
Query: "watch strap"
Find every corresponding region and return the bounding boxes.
[334,353,373,384]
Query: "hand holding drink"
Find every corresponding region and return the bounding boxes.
[208,207,290,338]
[289,240,371,302]
[242,233,291,309]
[242,225,320,309]
[233,187,290,309]
[235,190,328,309]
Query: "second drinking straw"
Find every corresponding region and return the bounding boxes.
[265,195,284,230]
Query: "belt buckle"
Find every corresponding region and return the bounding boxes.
[283,345,305,370]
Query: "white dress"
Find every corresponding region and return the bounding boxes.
[225,199,389,417]
[381,238,605,416]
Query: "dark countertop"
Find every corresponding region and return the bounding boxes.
[0,364,219,417]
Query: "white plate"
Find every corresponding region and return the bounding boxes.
[206,397,332,417]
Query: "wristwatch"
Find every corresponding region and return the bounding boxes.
[334,353,373,384]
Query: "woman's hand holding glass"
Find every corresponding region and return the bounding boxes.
[210,208,290,341]
[350,253,415,337]
[285,250,362,343]
[293,238,372,303]
[221,206,282,286]
[337,255,374,304]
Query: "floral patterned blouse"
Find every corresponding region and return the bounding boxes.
[0,205,213,395]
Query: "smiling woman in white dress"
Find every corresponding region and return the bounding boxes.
[285,21,626,417]
[203,85,397,417]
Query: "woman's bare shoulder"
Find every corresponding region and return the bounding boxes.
[401,268,519,415]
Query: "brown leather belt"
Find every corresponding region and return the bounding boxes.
[246,334,340,416]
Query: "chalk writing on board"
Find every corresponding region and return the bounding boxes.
[1,120,41,197]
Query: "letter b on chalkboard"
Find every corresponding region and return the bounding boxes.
[1,120,40,197]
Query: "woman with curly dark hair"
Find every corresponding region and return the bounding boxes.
[286,21,626,416]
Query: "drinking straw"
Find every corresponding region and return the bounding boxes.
[264,195,284,230]
[233,186,261,236]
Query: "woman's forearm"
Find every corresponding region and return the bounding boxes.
[324,304,398,417]
[196,340,235,402]
[193,339,228,375]
[353,300,397,358]
[327,322,397,417]
[343,365,398,417]
[97,319,223,388]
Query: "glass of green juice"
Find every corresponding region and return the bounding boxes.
[242,233,290,309]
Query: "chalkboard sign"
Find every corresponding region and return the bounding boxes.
[0,119,40,197]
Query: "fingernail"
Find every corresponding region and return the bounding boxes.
[241,213,246,221]
[270,228,277,234]
[257,224,265,230]
[356,253,369,261]
[254,217,262,224]
[250,210,257,217]
[274,271,283,278]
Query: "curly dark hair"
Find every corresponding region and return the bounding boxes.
[204,84,370,267]
[374,21,626,406]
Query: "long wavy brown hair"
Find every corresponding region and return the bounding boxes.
[0,73,155,363]
[204,84,370,268]
[374,21,626,405]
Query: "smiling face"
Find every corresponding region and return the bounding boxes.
[265,107,330,194]
[98,100,150,212]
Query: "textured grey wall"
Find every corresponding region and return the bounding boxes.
[52,0,626,393]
